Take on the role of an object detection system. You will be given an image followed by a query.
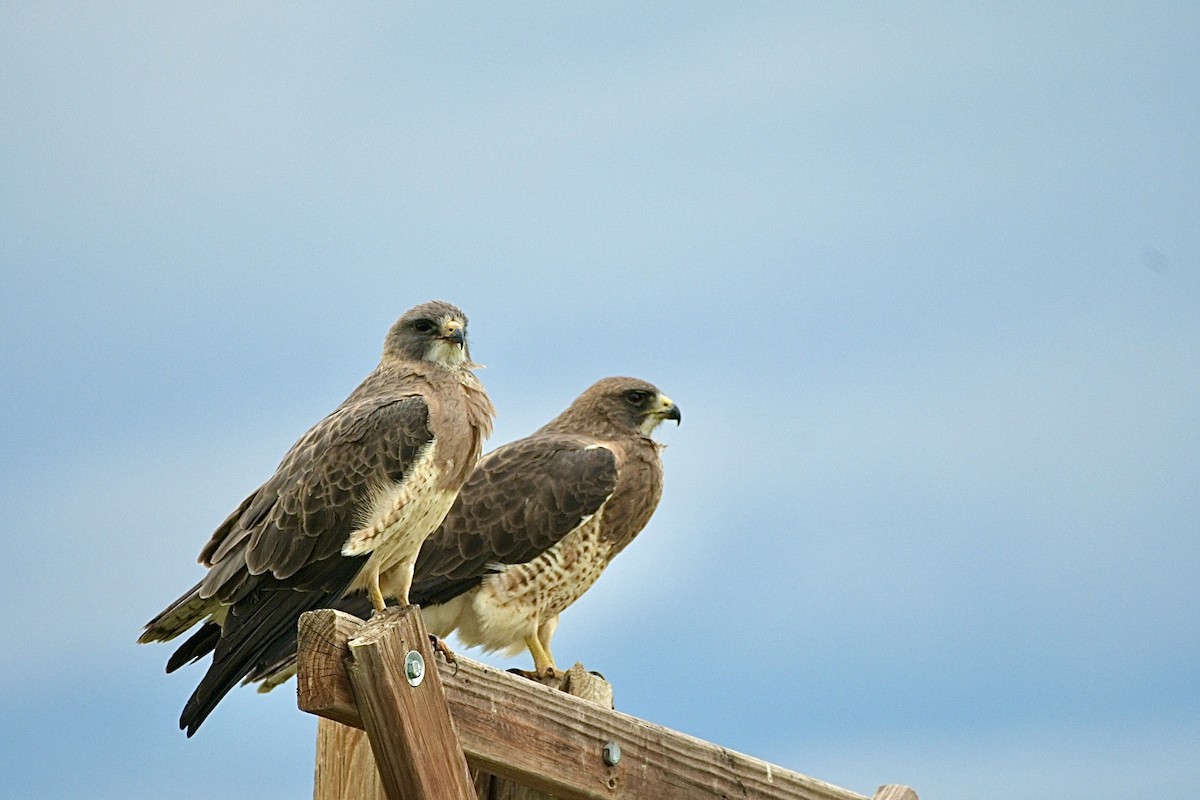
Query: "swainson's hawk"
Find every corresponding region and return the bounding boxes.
[248,376,679,685]
[139,300,495,735]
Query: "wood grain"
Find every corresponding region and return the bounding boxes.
[298,609,895,800]
[314,718,385,800]
[480,662,614,799]
[297,606,363,729]
[343,606,476,800]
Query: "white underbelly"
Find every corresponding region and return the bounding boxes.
[343,442,458,593]
[450,515,613,655]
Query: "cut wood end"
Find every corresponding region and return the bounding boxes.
[347,605,420,648]
[299,609,364,654]
[561,662,615,709]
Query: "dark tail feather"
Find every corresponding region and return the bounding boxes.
[179,589,333,736]
[242,592,375,687]
[166,622,221,673]
[177,553,367,735]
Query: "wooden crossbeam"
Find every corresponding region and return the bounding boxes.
[298,609,916,800]
[341,605,475,799]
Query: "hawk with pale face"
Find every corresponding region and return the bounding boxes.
[246,376,680,686]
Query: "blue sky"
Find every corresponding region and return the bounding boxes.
[2,4,1198,799]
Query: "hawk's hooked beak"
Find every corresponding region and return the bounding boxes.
[441,320,466,348]
[653,394,682,426]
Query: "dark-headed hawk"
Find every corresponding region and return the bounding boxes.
[139,300,495,735]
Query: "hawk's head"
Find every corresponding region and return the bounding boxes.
[566,376,681,437]
[385,300,473,368]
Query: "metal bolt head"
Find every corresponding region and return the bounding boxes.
[602,740,621,766]
[404,650,425,687]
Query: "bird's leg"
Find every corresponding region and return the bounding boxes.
[368,562,387,614]
[393,560,415,608]
[429,634,458,668]
[523,634,559,679]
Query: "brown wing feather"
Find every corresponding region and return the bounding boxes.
[410,433,619,605]
[176,393,433,735]
[197,395,430,602]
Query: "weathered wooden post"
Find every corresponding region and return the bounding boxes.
[301,606,474,800]
[313,720,385,800]
[298,608,918,800]
[471,663,614,800]
[871,786,919,800]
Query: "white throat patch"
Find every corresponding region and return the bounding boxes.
[638,415,665,436]
[426,339,468,367]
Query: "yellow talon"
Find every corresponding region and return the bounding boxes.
[524,634,557,677]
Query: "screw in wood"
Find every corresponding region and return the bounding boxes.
[404,650,425,687]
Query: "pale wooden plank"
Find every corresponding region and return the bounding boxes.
[481,662,614,799]
[316,658,612,798]
[298,609,871,800]
[313,717,385,800]
[344,606,476,800]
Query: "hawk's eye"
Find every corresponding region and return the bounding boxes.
[413,320,435,334]
[625,390,648,406]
